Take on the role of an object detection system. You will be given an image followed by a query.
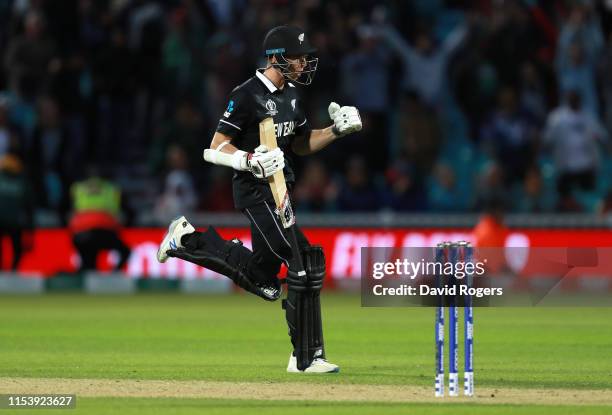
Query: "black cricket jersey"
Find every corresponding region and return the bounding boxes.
[215,70,310,209]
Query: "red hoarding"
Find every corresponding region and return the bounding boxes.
[5,227,612,280]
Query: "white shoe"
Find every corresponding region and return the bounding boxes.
[287,353,300,373]
[287,353,340,373]
[157,216,195,263]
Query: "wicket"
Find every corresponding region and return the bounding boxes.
[434,241,474,397]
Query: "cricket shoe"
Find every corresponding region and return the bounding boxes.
[157,216,195,263]
[287,353,340,373]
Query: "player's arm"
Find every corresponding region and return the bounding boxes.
[210,131,239,153]
[203,87,284,178]
[292,102,362,156]
[205,132,285,179]
[292,127,336,155]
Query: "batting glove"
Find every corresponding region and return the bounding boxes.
[329,102,362,137]
[246,145,285,179]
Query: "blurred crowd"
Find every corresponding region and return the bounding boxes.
[2,0,612,224]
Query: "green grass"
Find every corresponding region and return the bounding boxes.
[0,294,611,414]
[9,398,612,415]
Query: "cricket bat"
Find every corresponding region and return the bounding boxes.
[259,117,307,281]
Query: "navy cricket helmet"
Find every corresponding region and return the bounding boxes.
[262,25,318,85]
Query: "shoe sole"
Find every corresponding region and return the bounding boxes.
[288,368,340,374]
[304,367,340,374]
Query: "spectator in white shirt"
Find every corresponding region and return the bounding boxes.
[543,91,608,197]
[154,145,198,223]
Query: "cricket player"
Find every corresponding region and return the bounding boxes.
[156,26,362,373]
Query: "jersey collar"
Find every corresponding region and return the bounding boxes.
[256,70,280,93]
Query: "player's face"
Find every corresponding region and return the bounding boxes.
[284,55,307,80]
